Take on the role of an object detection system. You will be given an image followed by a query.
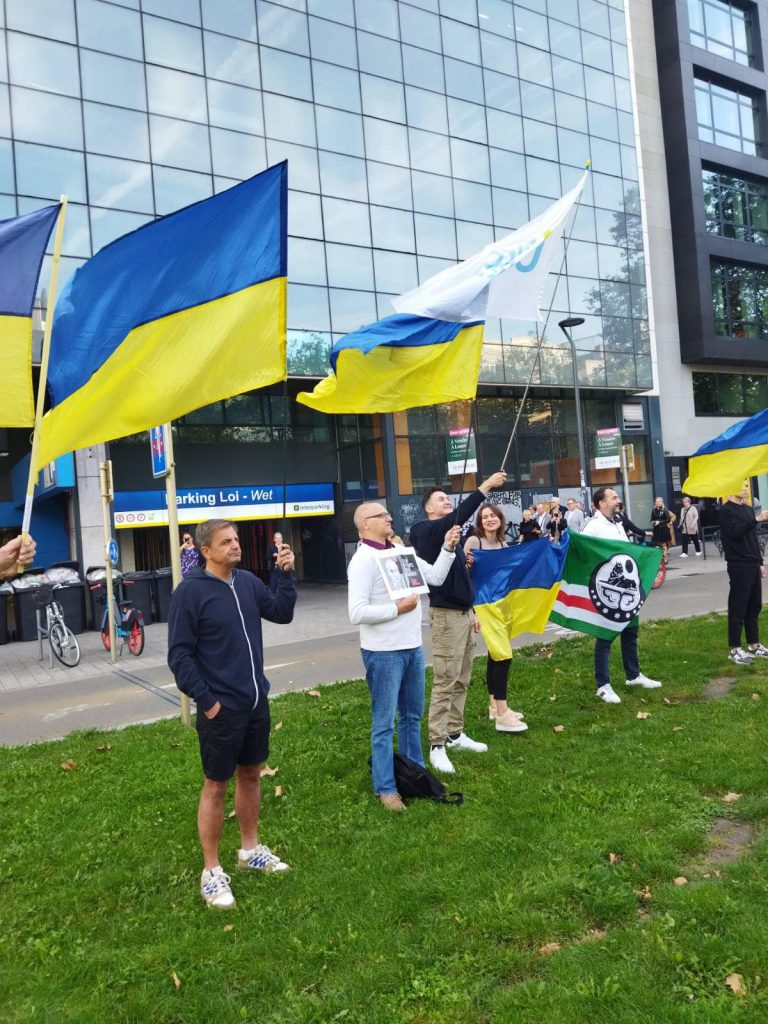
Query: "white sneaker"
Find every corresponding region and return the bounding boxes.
[237,844,291,873]
[729,647,755,665]
[596,684,622,704]
[201,867,236,909]
[695,551,702,557]
[495,709,528,733]
[429,745,455,773]
[748,643,768,659]
[446,732,488,753]
[626,673,662,689]
[680,553,688,558]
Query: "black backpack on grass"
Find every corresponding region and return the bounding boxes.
[393,753,464,806]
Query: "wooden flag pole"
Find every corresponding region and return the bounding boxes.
[18,195,68,564]
[163,422,191,727]
[100,459,118,664]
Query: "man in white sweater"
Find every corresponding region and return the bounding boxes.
[348,501,461,811]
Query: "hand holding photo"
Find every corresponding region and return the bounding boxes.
[375,547,429,600]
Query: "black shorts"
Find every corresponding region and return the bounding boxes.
[196,699,270,782]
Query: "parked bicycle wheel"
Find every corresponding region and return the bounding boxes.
[100,624,111,651]
[127,619,145,656]
[50,622,81,667]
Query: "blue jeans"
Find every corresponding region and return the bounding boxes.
[594,624,640,689]
[361,647,426,796]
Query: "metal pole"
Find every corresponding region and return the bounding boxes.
[620,445,632,519]
[164,423,191,727]
[100,460,117,664]
[558,319,589,510]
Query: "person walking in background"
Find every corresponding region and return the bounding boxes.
[650,497,675,564]
[347,502,460,811]
[168,519,296,910]
[564,498,585,533]
[266,531,283,592]
[518,508,542,543]
[180,531,202,577]
[410,469,507,775]
[719,484,768,665]
[464,504,527,735]
[678,497,701,557]
[615,501,646,543]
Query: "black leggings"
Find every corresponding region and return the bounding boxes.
[486,657,511,701]
[727,563,763,648]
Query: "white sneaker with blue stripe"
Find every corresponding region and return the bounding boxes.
[201,867,236,909]
[238,844,290,873]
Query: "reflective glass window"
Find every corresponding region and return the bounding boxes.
[481,30,516,74]
[477,0,514,38]
[556,91,588,133]
[364,118,409,165]
[325,242,374,289]
[415,212,457,258]
[90,208,150,253]
[202,0,257,39]
[550,16,579,59]
[695,78,760,155]
[87,154,154,213]
[288,283,330,332]
[588,100,619,141]
[453,179,492,222]
[370,204,415,250]
[13,87,83,148]
[524,118,558,161]
[7,0,76,42]
[357,32,403,81]
[441,0,477,24]
[147,66,207,121]
[492,186,528,227]
[329,288,377,333]
[590,138,621,177]
[355,0,399,38]
[361,75,405,122]
[320,151,368,201]
[261,47,312,100]
[409,128,451,175]
[143,0,200,24]
[263,94,315,145]
[153,166,212,215]
[548,0,581,24]
[317,107,364,156]
[16,142,85,202]
[257,1,309,54]
[406,87,448,134]
[144,15,203,73]
[447,61,483,105]
[518,42,551,86]
[322,196,371,245]
[312,61,361,113]
[81,51,146,109]
[204,33,260,88]
[50,202,90,257]
[580,0,610,36]
[400,6,441,49]
[7,34,79,97]
[76,0,143,60]
[483,70,520,113]
[520,82,555,122]
[489,147,526,190]
[210,128,266,178]
[402,44,445,91]
[450,137,490,183]
[448,98,487,143]
[150,116,211,173]
[412,169,454,216]
[552,55,584,97]
[581,31,612,72]
[0,139,14,194]
[374,249,418,292]
[441,18,480,61]
[457,219,493,257]
[268,140,319,191]
[309,16,357,67]
[288,189,324,238]
[288,237,327,286]
[309,0,354,23]
[208,80,263,134]
[486,109,523,151]
[690,0,753,64]
[367,161,412,209]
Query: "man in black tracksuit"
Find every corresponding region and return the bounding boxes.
[168,518,296,909]
[410,470,506,775]
[719,485,768,665]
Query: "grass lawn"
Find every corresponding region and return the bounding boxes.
[3,613,768,1023]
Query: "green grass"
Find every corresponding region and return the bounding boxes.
[3,613,768,1023]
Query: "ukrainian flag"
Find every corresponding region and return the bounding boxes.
[683,408,768,497]
[295,313,484,414]
[38,164,286,468]
[0,203,60,428]
[472,536,569,661]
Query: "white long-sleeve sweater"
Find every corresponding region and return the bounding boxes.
[347,543,455,651]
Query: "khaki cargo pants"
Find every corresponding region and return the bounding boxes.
[427,607,475,746]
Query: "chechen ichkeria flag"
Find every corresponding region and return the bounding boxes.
[549,532,661,640]
[37,164,286,468]
[0,204,60,427]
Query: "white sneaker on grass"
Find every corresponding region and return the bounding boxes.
[626,673,662,689]
[596,684,621,704]
[748,643,768,658]
[495,710,528,733]
[237,844,290,873]
[429,745,455,774]
[446,732,488,753]
[201,867,236,909]
[729,647,755,665]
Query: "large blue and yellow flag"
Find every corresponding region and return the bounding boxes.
[295,313,484,414]
[37,164,287,468]
[683,408,768,497]
[0,203,60,428]
[472,536,569,660]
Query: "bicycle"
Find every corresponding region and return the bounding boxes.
[35,584,81,668]
[89,579,145,656]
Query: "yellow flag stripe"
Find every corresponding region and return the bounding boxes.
[683,446,768,498]
[2,315,34,427]
[475,583,561,661]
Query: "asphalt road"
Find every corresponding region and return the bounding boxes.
[0,560,750,746]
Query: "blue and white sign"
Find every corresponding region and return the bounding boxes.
[149,425,170,478]
[108,538,119,566]
[114,483,335,529]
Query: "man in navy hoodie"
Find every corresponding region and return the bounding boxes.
[168,518,296,910]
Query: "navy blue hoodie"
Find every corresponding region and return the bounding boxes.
[167,567,296,713]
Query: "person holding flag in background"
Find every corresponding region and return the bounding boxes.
[719,483,768,665]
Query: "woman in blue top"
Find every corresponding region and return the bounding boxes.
[180,531,202,576]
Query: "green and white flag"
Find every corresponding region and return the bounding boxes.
[549,532,662,640]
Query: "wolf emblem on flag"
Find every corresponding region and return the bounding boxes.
[589,555,644,623]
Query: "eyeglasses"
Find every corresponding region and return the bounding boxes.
[364,511,392,521]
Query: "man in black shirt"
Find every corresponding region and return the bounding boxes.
[410,470,506,774]
[719,484,768,664]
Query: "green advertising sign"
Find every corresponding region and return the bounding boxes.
[594,427,621,469]
[446,428,477,475]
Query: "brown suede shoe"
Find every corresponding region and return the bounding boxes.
[379,793,406,812]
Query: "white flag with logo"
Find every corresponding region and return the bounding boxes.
[392,168,589,324]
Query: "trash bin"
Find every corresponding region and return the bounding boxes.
[11,568,47,642]
[152,568,174,623]
[0,582,11,645]
[85,567,123,630]
[122,571,153,625]
[46,564,86,635]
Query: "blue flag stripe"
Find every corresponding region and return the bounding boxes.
[330,313,484,371]
[692,407,768,455]
[0,204,59,316]
[472,535,569,606]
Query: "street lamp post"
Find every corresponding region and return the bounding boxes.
[558,316,589,508]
